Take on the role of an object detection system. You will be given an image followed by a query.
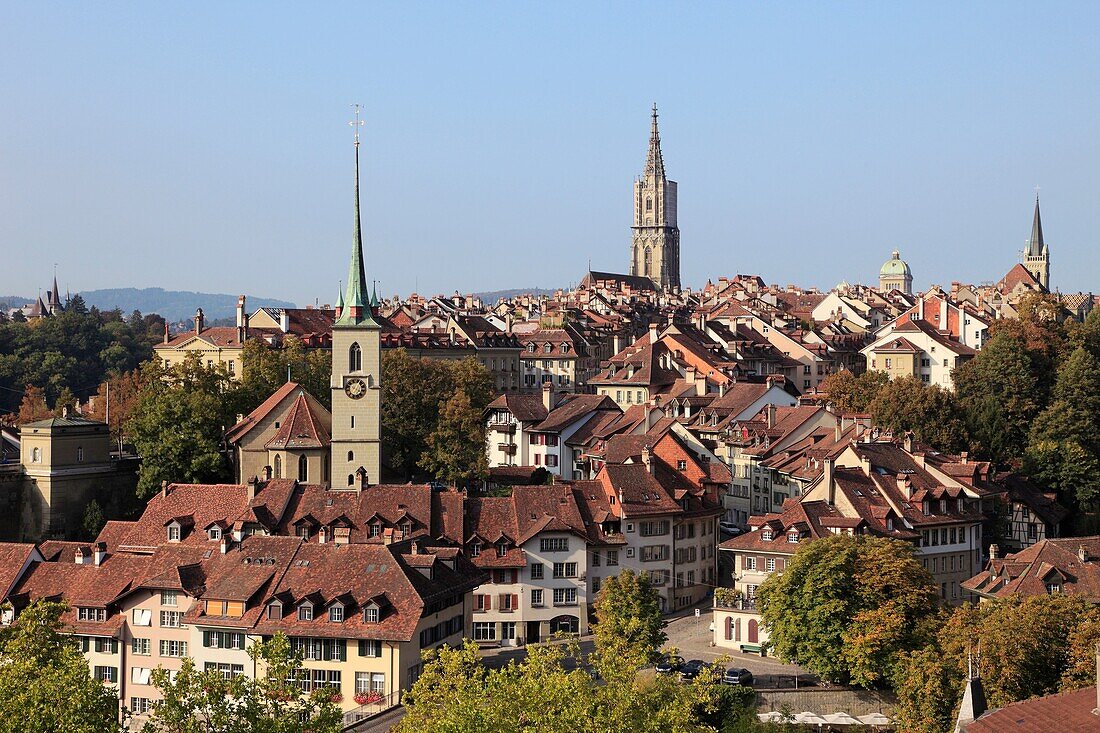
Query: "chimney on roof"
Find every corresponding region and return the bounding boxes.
[75,546,90,565]
[247,475,258,501]
[648,321,658,343]
[640,445,653,475]
[279,309,289,333]
[823,457,835,506]
[236,295,248,343]
[195,308,205,335]
[1079,545,1090,563]
[903,432,915,453]
[897,473,913,498]
[835,415,842,442]
[542,381,554,413]
[93,542,106,566]
[961,451,969,465]
[220,535,229,554]
[505,313,513,334]
[988,544,998,560]
[161,480,169,498]
[163,322,170,345]
[766,403,777,429]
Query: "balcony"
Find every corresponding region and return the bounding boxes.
[714,596,758,612]
[497,443,517,455]
[343,690,401,727]
[490,422,516,434]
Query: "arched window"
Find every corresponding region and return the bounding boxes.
[31,447,41,463]
[748,619,759,644]
[645,198,652,212]
[349,343,362,372]
[273,454,282,479]
[347,451,354,462]
[643,247,652,277]
[347,474,355,486]
[298,454,308,482]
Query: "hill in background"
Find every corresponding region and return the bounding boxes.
[77,288,296,322]
[472,287,557,303]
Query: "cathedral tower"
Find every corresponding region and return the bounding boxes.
[330,111,382,489]
[1022,194,1050,290]
[630,105,680,291]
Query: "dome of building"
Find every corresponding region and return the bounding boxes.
[880,250,912,278]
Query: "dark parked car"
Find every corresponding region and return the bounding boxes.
[655,654,684,675]
[679,659,710,682]
[723,667,754,686]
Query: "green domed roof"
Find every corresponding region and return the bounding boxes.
[880,250,912,278]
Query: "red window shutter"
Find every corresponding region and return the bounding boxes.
[534,454,541,465]
[485,595,492,610]
[511,570,518,584]
[512,594,519,610]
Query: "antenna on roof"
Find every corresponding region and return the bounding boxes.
[287,365,292,384]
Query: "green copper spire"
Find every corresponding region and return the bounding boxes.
[335,280,344,313]
[370,280,380,309]
[336,105,378,329]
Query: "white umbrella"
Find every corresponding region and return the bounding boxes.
[823,712,862,726]
[859,712,892,726]
[756,711,786,723]
[794,711,828,725]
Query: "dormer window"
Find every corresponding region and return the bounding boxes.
[544,343,552,354]
[787,530,799,543]
[761,529,773,542]
[528,344,536,353]
[364,606,380,623]
[496,540,509,558]
[886,518,894,531]
[167,524,181,542]
[328,604,344,622]
[470,541,482,558]
[400,523,411,538]
[298,603,313,621]
[369,523,382,538]
[208,527,221,541]
[266,602,281,619]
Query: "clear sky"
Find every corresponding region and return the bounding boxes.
[3,3,1098,305]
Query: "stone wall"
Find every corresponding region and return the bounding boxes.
[755,688,896,717]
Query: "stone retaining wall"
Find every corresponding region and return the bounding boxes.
[755,688,896,717]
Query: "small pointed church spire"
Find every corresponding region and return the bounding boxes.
[336,104,378,328]
[1028,193,1045,256]
[644,103,665,179]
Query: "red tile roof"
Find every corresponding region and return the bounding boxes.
[965,686,1098,732]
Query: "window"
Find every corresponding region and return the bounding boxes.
[552,562,577,578]
[359,639,382,657]
[208,526,221,540]
[159,639,187,657]
[298,604,313,621]
[531,589,544,607]
[496,540,509,558]
[328,605,344,622]
[553,588,578,606]
[298,454,308,482]
[765,557,776,572]
[472,622,496,641]
[364,606,380,623]
[77,446,84,462]
[639,545,669,562]
[639,520,669,537]
[540,537,568,552]
[94,666,118,683]
[132,637,151,655]
[349,343,362,372]
[167,525,181,542]
[291,637,346,662]
[355,671,386,695]
[205,662,245,680]
[745,557,757,571]
[591,551,601,567]
[202,630,245,649]
[130,697,153,715]
[606,551,618,566]
[273,454,282,479]
[470,541,481,557]
[593,577,602,592]
[78,607,107,622]
[677,460,687,470]
[160,590,178,607]
[132,608,152,626]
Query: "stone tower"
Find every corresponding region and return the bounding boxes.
[630,105,680,291]
[330,123,382,489]
[1022,194,1050,290]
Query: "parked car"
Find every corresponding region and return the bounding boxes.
[718,520,742,536]
[723,667,754,686]
[679,659,716,682]
[655,654,684,675]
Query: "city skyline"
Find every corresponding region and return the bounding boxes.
[3,3,1098,304]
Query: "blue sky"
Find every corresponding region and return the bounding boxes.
[3,3,1098,305]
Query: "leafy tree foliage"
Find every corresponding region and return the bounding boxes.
[757,534,938,686]
[892,595,1100,732]
[397,639,733,733]
[0,601,121,733]
[869,376,967,452]
[126,354,235,497]
[420,390,488,488]
[13,384,51,424]
[141,633,343,733]
[591,569,667,673]
[818,370,888,413]
[0,304,161,415]
[235,337,333,414]
[381,350,493,479]
[84,369,147,443]
[81,500,106,540]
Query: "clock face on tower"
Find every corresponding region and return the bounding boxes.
[344,377,367,400]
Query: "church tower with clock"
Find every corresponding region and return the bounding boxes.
[330,110,382,489]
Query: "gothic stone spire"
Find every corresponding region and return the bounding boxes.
[644,103,665,180]
[1028,194,1045,256]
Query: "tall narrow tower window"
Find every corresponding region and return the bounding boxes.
[273,454,282,479]
[646,198,652,212]
[349,343,362,372]
[644,248,652,277]
[298,454,308,482]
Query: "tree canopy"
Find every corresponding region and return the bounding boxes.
[868,376,967,452]
[591,569,668,673]
[0,601,122,733]
[819,369,888,414]
[757,534,939,687]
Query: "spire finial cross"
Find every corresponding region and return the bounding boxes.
[349,104,365,146]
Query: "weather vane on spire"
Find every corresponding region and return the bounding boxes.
[349,103,365,146]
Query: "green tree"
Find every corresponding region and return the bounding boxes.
[891,646,966,733]
[819,370,888,413]
[448,357,495,412]
[142,633,342,733]
[420,390,488,488]
[380,349,453,478]
[127,355,235,497]
[868,376,966,452]
[591,569,668,673]
[757,534,938,686]
[0,601,121,733]
[82,500,106,540]
[397,639,731,733]
[236,337,332,414]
